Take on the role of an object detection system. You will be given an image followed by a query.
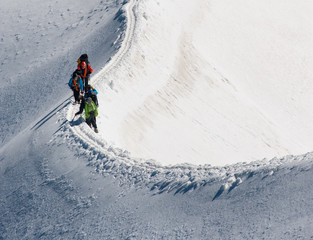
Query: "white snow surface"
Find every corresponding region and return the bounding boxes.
[75,0,313,166]
[1,0,313,239]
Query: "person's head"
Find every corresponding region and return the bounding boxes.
[73,69,82,79]
[86,97,92,104]
[72,72,77,79]
[80,61,86,69]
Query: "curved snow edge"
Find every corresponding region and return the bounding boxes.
[60,0,313,195]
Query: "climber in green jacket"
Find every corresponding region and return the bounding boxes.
[85,97,98,133]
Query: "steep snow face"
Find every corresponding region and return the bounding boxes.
[93,0,313,166]
[1,0,313,239]
[0,0,123,145]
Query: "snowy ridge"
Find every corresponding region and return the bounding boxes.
[58,0,313,195]
[66,0,135,145]
[1,0,313,238]
[54,113,313,197]
[92,0,136,82]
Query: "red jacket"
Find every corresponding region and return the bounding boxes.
[77,62,93,78]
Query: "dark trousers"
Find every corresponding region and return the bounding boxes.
[73,89,80,102]
[86,112,97,129]
[83,75,90,91]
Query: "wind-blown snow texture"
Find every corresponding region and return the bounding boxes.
[1,0,313,239]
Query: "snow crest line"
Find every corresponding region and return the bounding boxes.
[66,0,135,157]
[93,1,136,83]
[59,0,312,194]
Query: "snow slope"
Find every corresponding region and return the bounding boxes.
[1,0,313,239]
[69,0,313,166]
[0,0,123,145]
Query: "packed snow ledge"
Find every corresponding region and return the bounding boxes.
[56,0,313,190]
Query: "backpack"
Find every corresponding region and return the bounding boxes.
[77,54,89,65]
[85,90,98,106]
[72,77,81,91]
[71,71,83,91]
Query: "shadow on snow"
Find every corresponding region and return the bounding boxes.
[31,97,71,131]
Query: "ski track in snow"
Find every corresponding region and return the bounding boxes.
[53,0,313,195]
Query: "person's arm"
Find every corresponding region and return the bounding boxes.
[94,102,98,117]
[84,104,90,119]
[87,65,93,74]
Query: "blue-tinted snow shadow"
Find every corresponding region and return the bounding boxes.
[31,96,71,131]
[69,116,84,127]
[212,185,225,201]
[150,180,200,195]
[53,110,85,134]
